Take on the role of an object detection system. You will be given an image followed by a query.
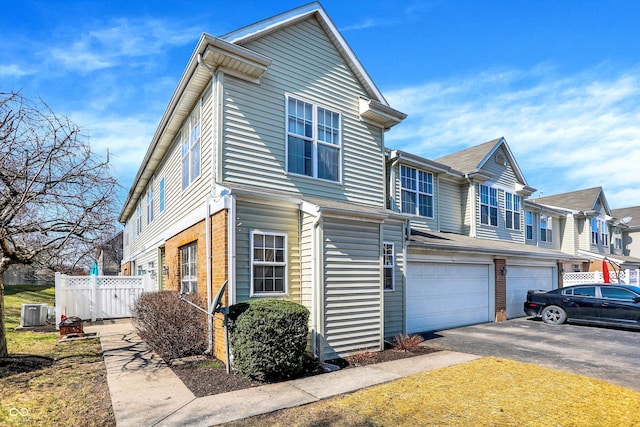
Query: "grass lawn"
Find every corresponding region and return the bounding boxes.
[1,285,115,426]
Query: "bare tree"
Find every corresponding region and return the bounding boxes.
[0,91,119,357]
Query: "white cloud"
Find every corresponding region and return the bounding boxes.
[49,18,198,73]
[385,64,640,208]
[0,63,33,77]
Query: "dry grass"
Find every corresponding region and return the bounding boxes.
[1,285,115,426]
[222,357,640,427]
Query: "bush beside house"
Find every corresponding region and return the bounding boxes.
[228,299,309,381]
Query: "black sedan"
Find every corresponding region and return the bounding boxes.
[524,284,640,329]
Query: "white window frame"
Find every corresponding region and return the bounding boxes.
[505,192,521,230]
[159,177,165,213]
[181,101,202,191]
[250,231,287,296]
[286,95,342,182]
[180,243,198,294]
[614,229,622,250]
[400,165,434,218]
[480,185,498,226]
[146,177,154,225]
[540,215,553,243]
[601,221,609,247]
[525,210,533,240]
[591,217,599,245]
[136,202,142,235]
[383,242,395,291]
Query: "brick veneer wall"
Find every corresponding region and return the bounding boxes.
[494,258,507,322]
[121,262,131,276]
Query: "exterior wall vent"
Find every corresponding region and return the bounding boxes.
[495,153,506,166]
[20,304,48,327]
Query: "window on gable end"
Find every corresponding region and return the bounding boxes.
[480,184,498,226]
[286,96,341,182]
[505,192,521,230]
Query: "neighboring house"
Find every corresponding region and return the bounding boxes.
[97,231,123,276]
[119,3,407,362]
[611,206,640,258]
[533,188,640,273]
[386,137,581,329]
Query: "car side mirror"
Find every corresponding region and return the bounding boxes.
[634,296,640,303]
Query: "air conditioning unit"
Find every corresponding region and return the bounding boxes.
[20,304,48,327]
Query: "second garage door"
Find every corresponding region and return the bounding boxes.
[506,266,555,318]
[407,262,491,333]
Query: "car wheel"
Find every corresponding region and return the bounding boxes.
[541,305,567,325]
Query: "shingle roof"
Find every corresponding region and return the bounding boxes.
[611,206,640,227]
[435,138,501,173]
[533,187,603,212]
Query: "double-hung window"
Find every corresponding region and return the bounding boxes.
[159,177,165,213]
[614,229,622,250]
[180,243,197,293]
[400,165,434,217]
[601,221,609,246]
[287,97,341,182]
[146,178,154,225]
[383,243,395,291]
[181,103,201,190]
[251,231,287,295]
[540,215,553,242]
[591,218,599,245]
[505,192,521,230]
[136,203,142,235]
[525,211,533,240]
[480,185,498,226]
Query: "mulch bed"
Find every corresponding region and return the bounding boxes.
[170,346,441,398]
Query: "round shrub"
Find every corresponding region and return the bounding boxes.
[228,299,309,381]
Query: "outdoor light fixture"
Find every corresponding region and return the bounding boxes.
[501,266,508,276]
[162,265,169,276]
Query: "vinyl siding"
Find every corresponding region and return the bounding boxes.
[321,217,382,360]
[123,86,214,265]
[438,177,463,234]
[234,198,301,303]
[221,16,385,207]
[383,220,406,340]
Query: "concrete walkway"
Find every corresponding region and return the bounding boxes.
[86,320,480,427]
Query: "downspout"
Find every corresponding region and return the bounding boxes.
[228,194,236,305]
[389,156,400,211]
[465,175,477,238]
[310,210,322,358]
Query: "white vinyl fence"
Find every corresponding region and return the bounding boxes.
[563,269,639,286]
[55,272,154,327]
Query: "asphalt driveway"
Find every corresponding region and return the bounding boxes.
[421,317,640,392]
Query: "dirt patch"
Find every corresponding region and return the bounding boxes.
[171,346,440,398]
[0,355,55,378]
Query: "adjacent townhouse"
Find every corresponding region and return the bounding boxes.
[119,3,408,362]
[611,206,640,259]
[532,188,640,275]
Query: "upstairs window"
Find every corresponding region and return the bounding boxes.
[525,210,533,240]
[251,231,287,295]
[146,178,154,225]
[383,242,395,291]
[400,166,434,217]
[181,103,201,190]
[505,192,521,230]
[287,96,341,182]
[591,218,599,245]
[480,185,498,226]
[136,202,142,235]
[614,229,622,250]
[159,177,165,213]
[540,215,553,242]
[601,221,609,246]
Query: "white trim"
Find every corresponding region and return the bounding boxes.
[249,230,288,297]
[382,241,395,292]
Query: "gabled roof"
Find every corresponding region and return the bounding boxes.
[534,187,610,215]
[118,2,405,223]
[611,206,640,228]
[434,137,535,193]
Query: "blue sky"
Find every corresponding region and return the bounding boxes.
[2,1,640,211]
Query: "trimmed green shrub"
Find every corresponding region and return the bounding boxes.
[131,291,207,361]
[228,299,309,381]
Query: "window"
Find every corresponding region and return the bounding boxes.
[565,286,596,297]
[591,218,599,245]
[181,103,201,190]
[180,243,197,293]
[136,203,142,235]
[287,97,341,182]
[400,166,434,217]
[251,232,287,295]
[525,211,533,240]
[540,215,553,242]
[601,221,609,247]
[146,179,154,225]
[383,243,395,291]
[505,193,521,230]
[159,177,165,213]
[480,185,498,226]
[601,287,637,301]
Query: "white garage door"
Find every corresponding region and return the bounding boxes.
[407,262,491,333]
[506,266,555,319]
